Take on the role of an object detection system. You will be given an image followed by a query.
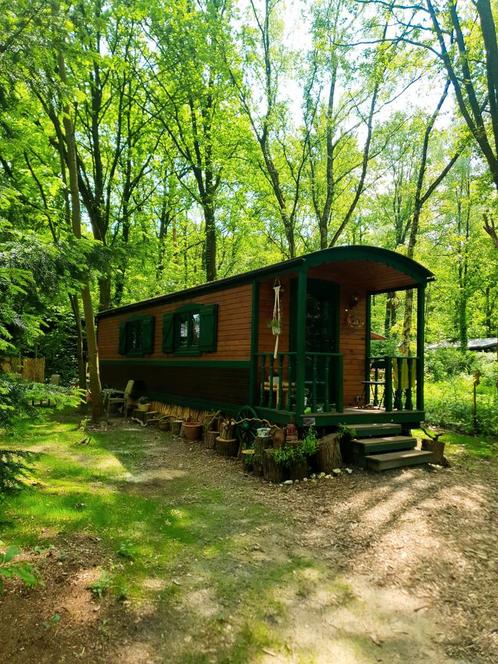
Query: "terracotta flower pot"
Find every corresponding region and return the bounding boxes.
[182,422,203,442]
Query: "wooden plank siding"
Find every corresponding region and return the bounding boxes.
[98,283,253,362]
[257,276,292,354]
[98,283,253,409]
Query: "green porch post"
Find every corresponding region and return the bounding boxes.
[416,284,426,411]
[248,280,260,405]
[365,293,371,384]
[295,267,307,420]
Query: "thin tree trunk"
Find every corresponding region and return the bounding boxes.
[57,51,102,421]
[69,294,86,391]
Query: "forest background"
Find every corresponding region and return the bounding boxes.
[1,0,498,430]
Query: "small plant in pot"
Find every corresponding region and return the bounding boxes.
[137,396,151,412]
[272,428,319,481]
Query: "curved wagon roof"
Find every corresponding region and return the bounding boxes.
[98,245,434,319]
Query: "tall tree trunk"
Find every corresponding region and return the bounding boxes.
[69,294,86,391]
[401,80,459,352]
[58,51,102,421]
[384,292,397,338]
[203,203,217,282]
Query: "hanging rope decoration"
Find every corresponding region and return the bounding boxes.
[272,280,282,359]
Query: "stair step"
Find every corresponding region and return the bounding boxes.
[351,423,402,438]
[366,449,433,472]
[354,436,416,455]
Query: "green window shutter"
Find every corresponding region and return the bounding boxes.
[199,304,218,352]
[162,313,175,353]
[141,315,155,354]
[118,321,127,355]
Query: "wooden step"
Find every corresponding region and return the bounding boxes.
[354,436,416,455]
[350,423,402,438]
[366,449,433,472]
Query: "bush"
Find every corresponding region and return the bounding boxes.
[0,374,82,497]
[425,377,498,437]
[0,374,82,429]
[425,348,481,382]
[0,544,38,593]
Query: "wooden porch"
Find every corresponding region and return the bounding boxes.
[254,351,424,427]
[248,246,432,430]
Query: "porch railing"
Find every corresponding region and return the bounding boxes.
[367,356,420,411]
[256,351,343,413]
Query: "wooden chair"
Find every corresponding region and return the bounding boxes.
[105,380,135,419]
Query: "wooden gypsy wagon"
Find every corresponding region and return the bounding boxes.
[97,245,434,459]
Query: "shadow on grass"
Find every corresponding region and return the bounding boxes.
[1,414,497,663]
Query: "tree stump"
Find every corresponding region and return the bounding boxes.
[253,436,270,476]
[421,439,449,466]
[215,437,239,457]
[289,457,308,480]
[263,449,285,483]
[205,430,218,449]
[171,419,183,436]
[316,433,342,473]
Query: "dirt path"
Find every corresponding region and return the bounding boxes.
[1,422,497,663]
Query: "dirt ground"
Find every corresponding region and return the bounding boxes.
[1,422,497,664]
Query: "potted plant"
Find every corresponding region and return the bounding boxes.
[137,396,151,412]
[182,419,203,442]
[269,317,281,335]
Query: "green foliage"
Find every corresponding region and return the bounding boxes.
[0,543,38,593]
[0,374,82,430]
[88,570,112,599]
[425,348,482,382]
[274,427,319,467]
[0,448,37,494]
[425,378,498,437]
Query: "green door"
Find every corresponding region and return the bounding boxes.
[291,279,340,412]
[305,279,340,353]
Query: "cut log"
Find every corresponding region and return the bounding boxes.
[317,433,342,473]
[263,449,285,483]
[421,439,449,466]
[205,430,218,449]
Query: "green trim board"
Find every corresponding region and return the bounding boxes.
[365,294,371,385]
[97,245,434,319]
[298,410,425,427]
[416,285,425,411]
[100,359,250,369]
[295,267,308,418]
[248,280,260,404]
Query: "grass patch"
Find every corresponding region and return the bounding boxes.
[413,427,498,459]
[0,414,325,661]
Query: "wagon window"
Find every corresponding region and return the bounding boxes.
[118,315,155,356]
[174,309,201,353]
[162,304,217,355]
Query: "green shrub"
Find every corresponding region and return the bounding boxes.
[0,374,82,497]
[425,377,498,437]
[0,544,38,593]
[0,374,82,429]
[0,449,37,493]
[274,427,319,466]
[425,348,480,382]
